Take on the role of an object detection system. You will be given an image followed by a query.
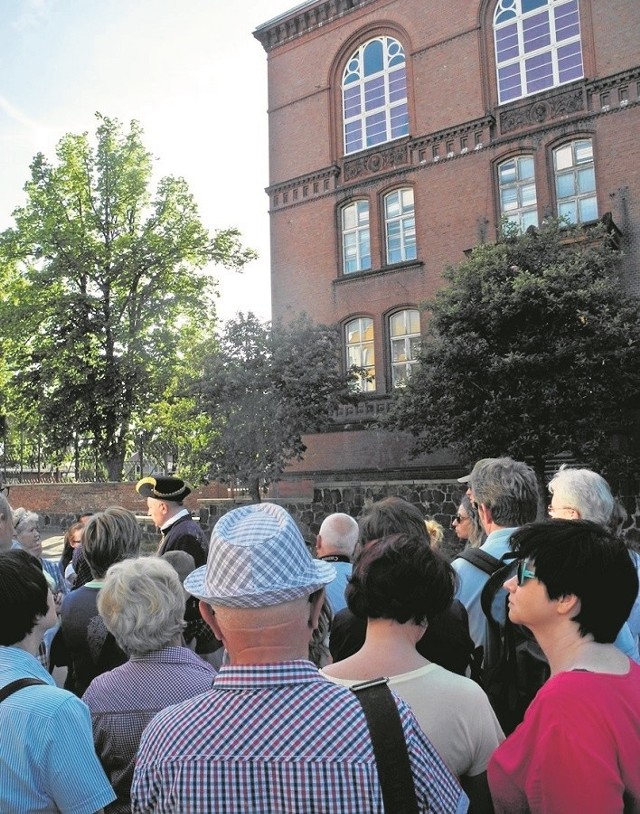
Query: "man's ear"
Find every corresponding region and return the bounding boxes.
[199,600,223,640]
[478,503,493,530]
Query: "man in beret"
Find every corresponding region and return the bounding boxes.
[135,476,208,567]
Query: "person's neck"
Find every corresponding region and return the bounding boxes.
[224,619,311,666]
[535,625,627,676]
[325,617,428,678]
[12,630,44,658]
[162,506,186,528]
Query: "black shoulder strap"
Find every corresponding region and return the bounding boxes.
[0,677,47,703]
[455,547,503,576]
[480,554,517,625]
[351,677,420,814]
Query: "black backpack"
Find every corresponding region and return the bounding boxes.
[455,547,550,735]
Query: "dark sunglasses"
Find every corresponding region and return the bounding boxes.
[516,559,536,586]
[452,514,468,523]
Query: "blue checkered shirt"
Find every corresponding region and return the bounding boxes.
[132,659,468,813]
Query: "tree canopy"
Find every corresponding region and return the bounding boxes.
[194,313,358,501]
[388,219,640,485]
[0,114,256,480]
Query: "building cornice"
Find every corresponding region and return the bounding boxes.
[253,0,377,52]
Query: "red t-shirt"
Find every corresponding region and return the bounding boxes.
[488,660,640,813]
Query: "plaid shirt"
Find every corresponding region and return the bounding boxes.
[132,659,468,814]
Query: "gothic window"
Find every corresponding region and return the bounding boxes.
[498,155,538,230]
[554,139,597,224]
[341,200,371,274]
[384,188,417,264]
[346,317,376,392]
[389,309,421,387]
[342,36,409,155]
[494,0,583,105]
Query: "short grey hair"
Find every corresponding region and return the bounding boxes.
[318,513,359,558]
[98,556,185,656]
[470,457,539,527]
[83,506,141,579]
[548,466,615,528]
[12,508,39,533]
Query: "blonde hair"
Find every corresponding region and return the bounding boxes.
[425,518,444,549]
[98,557,185,656]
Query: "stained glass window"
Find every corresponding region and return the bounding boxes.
[494,0,583,104]
[343,37,409,155]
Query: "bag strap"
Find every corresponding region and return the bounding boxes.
[0,678,47,703]
[455,547,503,576]
[351,677,420,814]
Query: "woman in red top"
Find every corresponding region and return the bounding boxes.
[488,519,640,813]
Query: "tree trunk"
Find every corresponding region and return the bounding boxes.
[249,477,262,503]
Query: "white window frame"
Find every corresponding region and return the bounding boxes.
[389,309,421,388]
[342,36,409,155]
[553,139,597,224]
[493,0,584,105]
[341,200,371,275]
[498,155,539,231]
[346,316,376,393]
[384,188,417,264]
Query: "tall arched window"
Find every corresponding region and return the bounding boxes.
[346,317,375,392]
[341,200,371,274]
[494,0,583,105]
[389,309,420,387]
[553,139,597,224]
[498,155,538,230]
[342,36,409,155]
[384,188,417,264]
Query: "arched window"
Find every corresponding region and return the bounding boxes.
[553,139,597,224]
[346,317,375,392]
[342,36,409,155]
[498,155,538,230]
[384,188,417,264]
[341,200,371,274]
[389,309,420,387]
[494,0,583,105]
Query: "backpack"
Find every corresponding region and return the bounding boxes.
[455,547,550,735]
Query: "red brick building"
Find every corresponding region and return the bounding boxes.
[254,0,640,481]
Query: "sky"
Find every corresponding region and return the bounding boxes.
[0,0,300,322]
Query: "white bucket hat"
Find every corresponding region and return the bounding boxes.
[183,502,336,608]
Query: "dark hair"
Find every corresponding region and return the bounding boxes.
[0,550,49,645]
[359,497,429,544]
[510,519,639,643]
[60,521,84,571]
[346,532,455,625]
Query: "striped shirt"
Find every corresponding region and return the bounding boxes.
[132,659,468,814]
[0,645,115,813]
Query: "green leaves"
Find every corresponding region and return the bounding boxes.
[388,218,640,483]
[0,114,256,480]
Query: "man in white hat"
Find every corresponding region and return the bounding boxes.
[131,502,467,813]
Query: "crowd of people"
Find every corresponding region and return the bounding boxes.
[0,462,638,813]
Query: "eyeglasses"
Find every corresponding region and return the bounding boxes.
[452,514,469,524]
[516,559,537,586]
[0,485,9,496]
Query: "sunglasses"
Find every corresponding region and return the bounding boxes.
[516,559,537,586]
[452,514,469,523]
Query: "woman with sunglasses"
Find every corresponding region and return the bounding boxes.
[452,494,485,549]
[488,519,640,813]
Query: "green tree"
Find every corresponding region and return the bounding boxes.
[195,313,358,502]
[388,219,640,488]
[0,114,256,480]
